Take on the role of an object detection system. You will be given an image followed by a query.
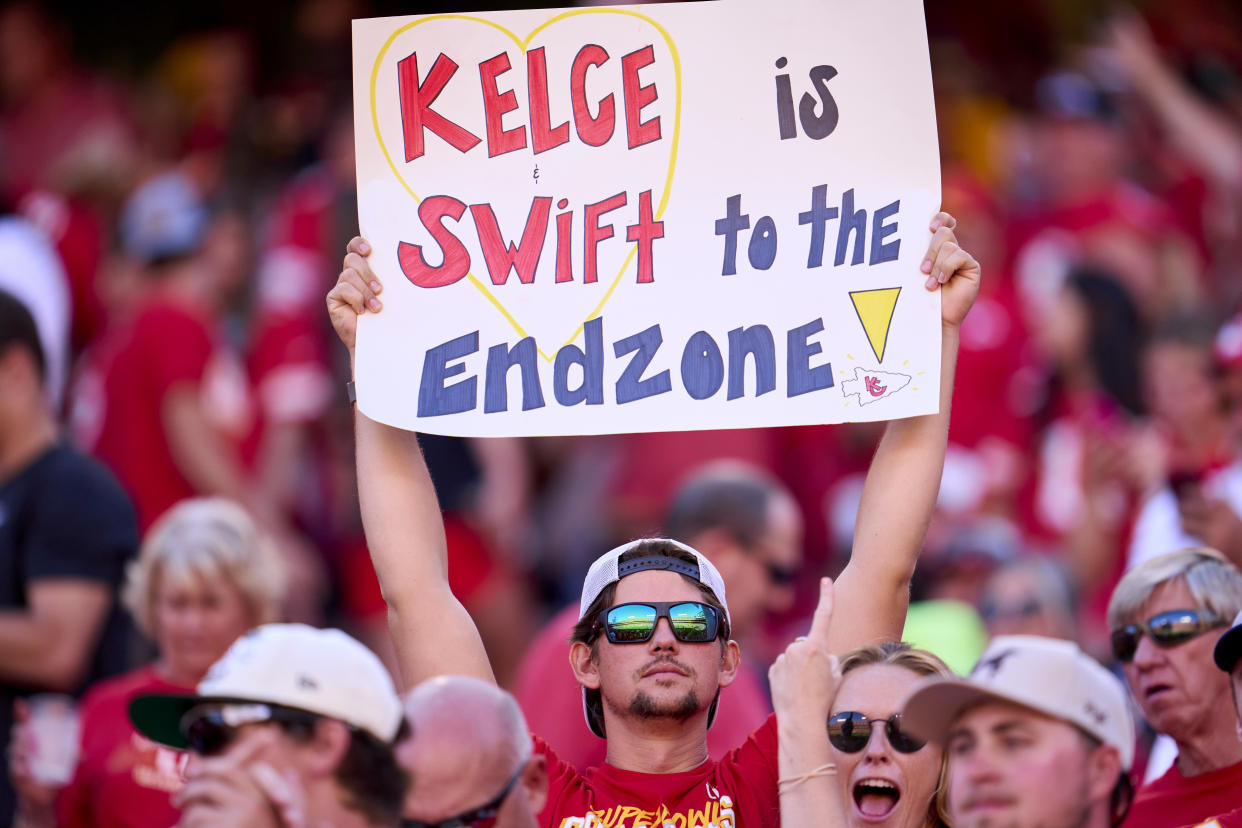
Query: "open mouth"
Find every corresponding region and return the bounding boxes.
[1144,683,1173,701]
[852,778,901,820]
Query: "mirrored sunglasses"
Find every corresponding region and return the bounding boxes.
[1110,608,1225,663]
[595,601,720,644]
[827,711,926,754]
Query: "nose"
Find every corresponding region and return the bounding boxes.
[860,723,891,762]
[649,617,680,651]
[1131,632,1164,669]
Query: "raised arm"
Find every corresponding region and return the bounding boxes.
[327,237,494,687]
[827,212,979,655]
[770,578,847,828]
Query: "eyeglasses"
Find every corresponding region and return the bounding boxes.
[592,601,721,644]
[402,761,525,828]
[827,711,926,754]
[1110,608,1226,663]
[180,703,318,756]
[979,598,1042,622]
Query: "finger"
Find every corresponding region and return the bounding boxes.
[920,226,956,274]
[252,763,306,828]
[806,577,835,645]
[346,236,373,258]
[343,251,381,295]
[327,282,367,317]
[339,266,382,312]
[928,211,956,232]
[933,243,977,285]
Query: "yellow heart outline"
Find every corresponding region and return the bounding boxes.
[369,9,683,360]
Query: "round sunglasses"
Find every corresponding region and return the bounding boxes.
[1110,608,1225,663]
[827,711,926,754]
[593,601,721,644]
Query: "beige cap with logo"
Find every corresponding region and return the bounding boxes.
[901,634,1135,769]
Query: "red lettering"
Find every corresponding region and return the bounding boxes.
[527,47,569,155]
[583,192,627,284]
[625,189,663,283]
[865,376,887,396]
[479,53,527,158]
[554,198,573,283]
[398,53,482,161]
[570,45,615,147]
[398,196,471,288]
[621,46,661,149]
[470,198,552,285]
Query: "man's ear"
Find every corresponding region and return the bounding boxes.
[717,639,742,688]
[303,718,352,777]
[521,754,549,815]
[569,641,601,689]
[1085,743,1123,805]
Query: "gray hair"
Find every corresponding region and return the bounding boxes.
[122,498,286,638]
[1107,547,1242,628]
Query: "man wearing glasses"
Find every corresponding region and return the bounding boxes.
[399,675,548,828]
[1105,547,1242,828]
[325,212,980,827]
[128,624,408,828]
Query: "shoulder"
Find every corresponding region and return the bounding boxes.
[32,445,136,525]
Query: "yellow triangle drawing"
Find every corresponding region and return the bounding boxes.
[849,287,901,363]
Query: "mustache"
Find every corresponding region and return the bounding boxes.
[637,656,694,677]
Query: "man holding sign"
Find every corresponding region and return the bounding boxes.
[325,206,978,826]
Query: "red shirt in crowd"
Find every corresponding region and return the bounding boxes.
[1124,758,1242,828]
[515,604,772,772]
[536,716,778,828]
[75,294,255,530]
[1186,809,1242,828]
[56,665,190,828]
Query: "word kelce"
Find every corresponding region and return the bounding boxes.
[398,44,664,162]
[417,316,836,417]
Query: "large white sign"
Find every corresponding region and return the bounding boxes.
[352,0,940,436]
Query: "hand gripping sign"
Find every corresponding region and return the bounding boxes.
[352,0,940,437]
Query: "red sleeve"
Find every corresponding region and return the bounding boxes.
[134,305,212,390]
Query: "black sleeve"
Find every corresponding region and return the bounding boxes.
[24,448,139,586]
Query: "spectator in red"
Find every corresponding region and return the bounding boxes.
[0,290,138,824]
[10,497,286,828]
[513,462,802,770]
[76,170,260,532]
[1108,548,1242,828]
[1129,317,1242,570]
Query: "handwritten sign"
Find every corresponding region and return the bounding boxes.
[352,0,940,436]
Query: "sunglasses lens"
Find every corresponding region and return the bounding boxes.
[886,718,926,753]
[606,604,658,643]
[184,715,233,756]
[827,712,869,753]
[669,603,717,642]
[1148,611,1205,647]
[1110,626,1141,662]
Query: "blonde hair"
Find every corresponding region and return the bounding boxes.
[1106,547,1242,628]
[839,642,953,828]
[123,498,286,638]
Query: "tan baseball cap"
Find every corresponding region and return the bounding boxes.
[901,635,1135,769]
[130,624,403,748]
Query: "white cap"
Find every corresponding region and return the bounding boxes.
[579,538,730,625]
[901,635,1135,770]
[130,624,403,746]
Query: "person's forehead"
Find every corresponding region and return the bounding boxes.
[612,569,704,604]
[831,663,922,716]
[1134,578,1199,619]
[953,699,1068,737]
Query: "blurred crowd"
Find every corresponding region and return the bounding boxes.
[3,0,1242,825]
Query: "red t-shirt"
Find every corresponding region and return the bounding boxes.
[1186,809,1242,828]
[80,295,255,530]
[537,715,778,828]
[1124,758,1242,828]
[56,666,191,828]
[516,605,772,773]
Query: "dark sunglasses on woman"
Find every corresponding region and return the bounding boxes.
[828,711,926,753]
[592,601,721,644]
[1109,608,1225,663]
